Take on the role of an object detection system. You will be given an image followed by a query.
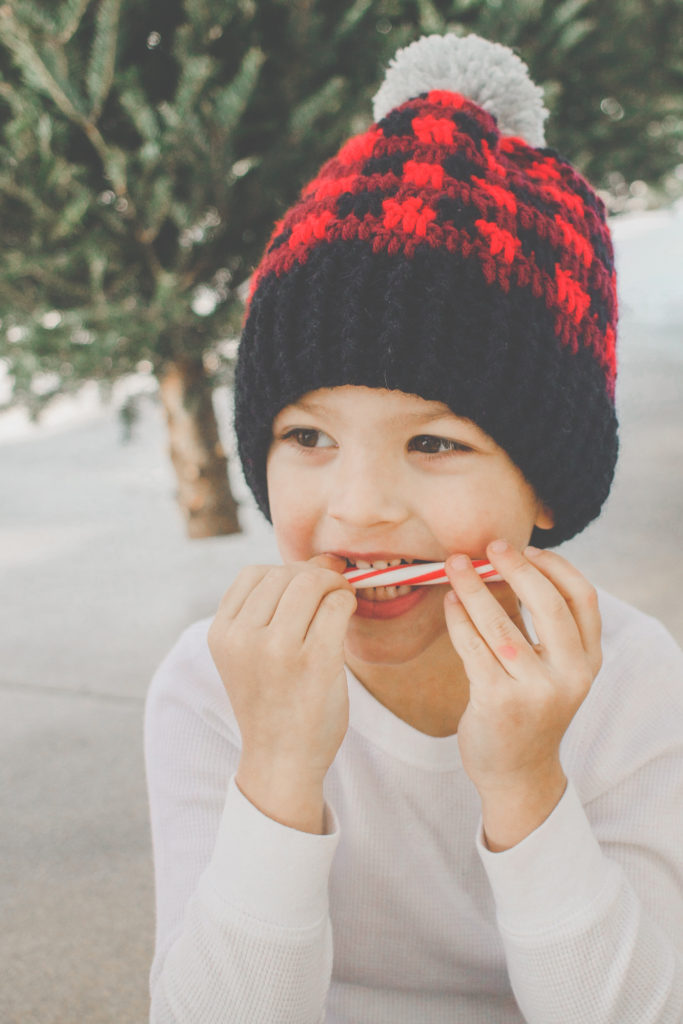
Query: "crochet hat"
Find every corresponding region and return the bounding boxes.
[234,33,619,547]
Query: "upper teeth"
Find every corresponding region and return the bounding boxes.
[354,558,407,570]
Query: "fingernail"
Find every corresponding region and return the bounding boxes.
[449,554,470,572]
[489,539,508,554]
[446,590,460,604]
[524,545,541,558]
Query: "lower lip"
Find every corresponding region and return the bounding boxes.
[353,586,435,620]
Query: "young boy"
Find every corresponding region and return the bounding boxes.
[145,33,683,1023]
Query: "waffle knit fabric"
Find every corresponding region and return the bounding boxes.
[234,34,619,547]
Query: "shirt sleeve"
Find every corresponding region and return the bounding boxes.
[476,614,683,1024]
[144,622,339,1024]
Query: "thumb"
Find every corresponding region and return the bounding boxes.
[309,553,349,574]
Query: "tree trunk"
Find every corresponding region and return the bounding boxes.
[158,359,241,538]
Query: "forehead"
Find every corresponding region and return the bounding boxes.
[275,386,459,425]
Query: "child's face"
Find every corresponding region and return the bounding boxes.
[267,386,553,667]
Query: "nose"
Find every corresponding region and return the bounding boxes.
[326,448,409,527]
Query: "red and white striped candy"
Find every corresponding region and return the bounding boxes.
[343,560,502,589]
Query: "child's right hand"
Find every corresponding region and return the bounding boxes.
[207,554,356,833]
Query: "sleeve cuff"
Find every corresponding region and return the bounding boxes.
[476,780,621,935]
[198,774,340,930]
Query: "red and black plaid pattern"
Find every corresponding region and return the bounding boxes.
[248,90,617,396]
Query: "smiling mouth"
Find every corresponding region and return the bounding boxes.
[344,557,432,602]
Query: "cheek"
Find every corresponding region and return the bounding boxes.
[267,456,322,560]
[425,475,539,554]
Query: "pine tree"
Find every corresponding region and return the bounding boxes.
[1,0,681,536]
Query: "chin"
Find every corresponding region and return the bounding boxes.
[344,621,444,667]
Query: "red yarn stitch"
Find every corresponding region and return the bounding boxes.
[403,160,445,189]
[313,175,363,200]
[472,177,517,215]
[499,136,529,153]
[475,220,520,264]
[338,128,383,165]
[480,139,508,178]
[554,215,594,268]
[412,115,457,146]
[555,266,591,323]
[540,183,585,218]
[288,209,335,250]
[382,196,437,236]
[602,325,617,390]
[426,89,466,108]
[527,160,562,182]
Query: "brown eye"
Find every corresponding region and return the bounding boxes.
[283,428,335,449]
[410,435,470,454]
[294,429,320,447]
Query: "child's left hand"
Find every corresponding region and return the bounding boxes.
[444,540,603,851]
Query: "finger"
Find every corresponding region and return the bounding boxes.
[309,553,349,573]
[220,554,348,630]
[443,586,510,681]
[305,586,357,650]
[523,546,602,673]
[232,565,301,628]
[214,564,273,622]
[483,542,585,664]
[270,567,356,644]
[445,554,540,676]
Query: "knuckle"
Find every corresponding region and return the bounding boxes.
[463,631,488,657]
[293,567,323,588]
[224,624,249,657]
[486,614,515,644]
[323,586,353,606]
[238,564,268,584]
[264,632,296,668]
[546,592,568,620]
[316,567,349,589]
[513,558,537,581]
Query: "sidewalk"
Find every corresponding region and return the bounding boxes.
[1,317,681,1023]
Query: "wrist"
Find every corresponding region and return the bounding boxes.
[478,759,567,852]
[236,753,327,835]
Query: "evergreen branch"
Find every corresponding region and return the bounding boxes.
[212,47,265,141]
[175,53,215,122]
[87,0,121,119]
[332,0,376,43]
[1,0,55,34]
[416,0,447,33]
[0,172,56,222]
[0,257,91,303]
[0,79,24,117]
[49,192,92,241]
[289,75,346,139]
[56,0,96,44]
[0,6,128,194]
[0,9,88,116]
[118,83,160,144]
[547,0,593,34]
[140,176,174,240]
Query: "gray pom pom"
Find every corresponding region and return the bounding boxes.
[372,33,548,148]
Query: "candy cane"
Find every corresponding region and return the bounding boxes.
[343,559,502,588]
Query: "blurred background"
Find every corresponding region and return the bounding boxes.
[1,2,682,1022]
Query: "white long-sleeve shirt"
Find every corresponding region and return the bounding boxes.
[144,588,683,1023]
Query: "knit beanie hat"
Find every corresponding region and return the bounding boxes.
[234,33,619,547]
